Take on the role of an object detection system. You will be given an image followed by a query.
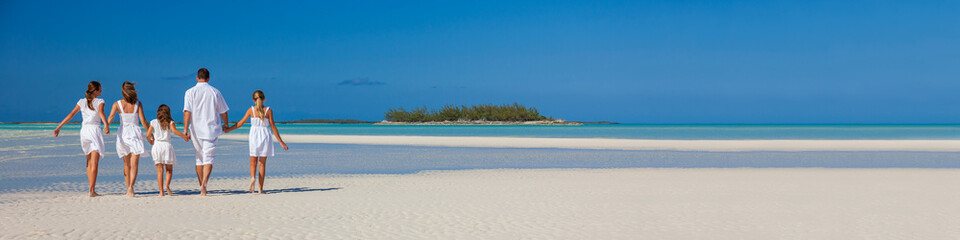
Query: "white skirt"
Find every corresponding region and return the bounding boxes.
[116,124,149,158]
[79,125,105,159]
[249,126,274,157]
[151,141,177,165]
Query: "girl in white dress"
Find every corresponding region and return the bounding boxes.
[145,104,189,196]
[225,90,289,194]
[106,81,149,197]
[54,81,108,197]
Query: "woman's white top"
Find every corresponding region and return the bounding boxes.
[115,101,148,158]
[76,98,105,158]
[77,98,105,126]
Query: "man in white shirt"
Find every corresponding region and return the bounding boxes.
[182,68,229,196]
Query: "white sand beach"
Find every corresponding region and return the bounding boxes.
[222,134,960,152]
[2,168,960,239]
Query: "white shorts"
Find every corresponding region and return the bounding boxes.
[192,138,217,166]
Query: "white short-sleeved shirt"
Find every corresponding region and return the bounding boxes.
[183,82,229,140]
[77,98,105,126]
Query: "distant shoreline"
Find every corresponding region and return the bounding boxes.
[374,120,583,126]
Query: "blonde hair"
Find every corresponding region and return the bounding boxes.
[121,81,138,104]
[253,90,266,118]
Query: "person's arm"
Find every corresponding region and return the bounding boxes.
[216,92,230,133]
[145,123,155,145]
[97,102,108,134]
[182,111,192,141]
[267,108,288,150]
[54,105,81,137]
[170,122,189,141]
[137,102,149,132]
[105,102,118,133]
[226,108,251,133]
[183,91,192,141]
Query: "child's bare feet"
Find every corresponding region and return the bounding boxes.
[88,191,101,197]
[127,189,135,198]
[165,188,174,196]
[200,186,207,196]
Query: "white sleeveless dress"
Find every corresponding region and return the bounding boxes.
[149,119,177,165]
[77,98,105,158]
[249,106,274,157]
[115,101,148,158]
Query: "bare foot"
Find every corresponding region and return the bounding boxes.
[249,177,256,193]
[165,188,174,196]
[200,186,207,196]
[158,192,164,197]
[127,187,135,198]
[89,192,101,197]
[257,188,264,194]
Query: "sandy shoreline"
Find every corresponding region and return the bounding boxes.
[221,134,960,152]
[2,168,959,239]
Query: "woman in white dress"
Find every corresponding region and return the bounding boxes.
[106,81,149,197]
[225,90,289,194]
[145,104,189,196]
[53,81,108,197]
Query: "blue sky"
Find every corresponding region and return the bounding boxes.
[2,0,959,123]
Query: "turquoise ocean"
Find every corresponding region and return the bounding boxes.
[13,123,960,139]
[2,123,960,193]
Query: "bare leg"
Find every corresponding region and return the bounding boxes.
[164,164,174,195]
[249,156,258,193]
[86,152,101,197]
[156,164,165,196]
[257,157,267,194]
[195,165,202,187]
[200,164,213,196]
[122,155,131,188]
[127,154,140,197]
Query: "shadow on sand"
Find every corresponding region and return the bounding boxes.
[137,187,342,197]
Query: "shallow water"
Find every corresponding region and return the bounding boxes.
[2,127,960,192]
[9,123,960,139]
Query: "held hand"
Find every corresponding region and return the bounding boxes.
[183,132,191,142]
[53,128,60,137]
[103,126,110,134]
[221,125,231,133]
[281,142,289,151]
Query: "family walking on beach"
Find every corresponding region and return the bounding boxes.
[53,68,289,197]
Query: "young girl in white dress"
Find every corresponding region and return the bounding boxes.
[225,90,288,194]
[106,81,149,197]
[54,81,108,197]
[145,104,188,197]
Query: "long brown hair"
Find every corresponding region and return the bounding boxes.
[121,81,138,104]
[85,81,101,110]
[157,104,173,130]
[253,90,266,118]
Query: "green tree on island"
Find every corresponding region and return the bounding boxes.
[385,103,551,122]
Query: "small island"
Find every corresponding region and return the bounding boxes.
[378,103,582,125]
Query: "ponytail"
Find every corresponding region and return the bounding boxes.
[253,90,266,118]
[85,81,101,110]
